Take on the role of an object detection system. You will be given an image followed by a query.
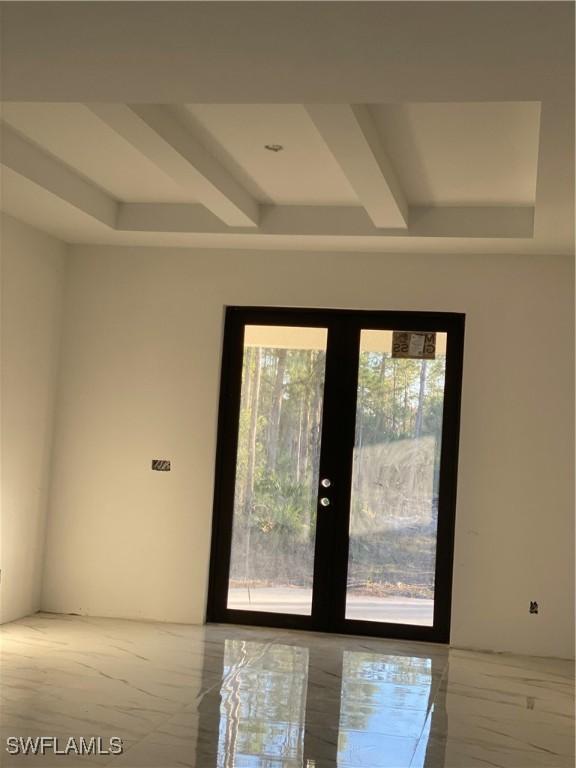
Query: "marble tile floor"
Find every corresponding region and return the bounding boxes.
[0,613,573,767]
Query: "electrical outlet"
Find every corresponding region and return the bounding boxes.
[152,459,171,471]
[529,601,539,614]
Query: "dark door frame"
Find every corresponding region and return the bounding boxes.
[207,306,465,643]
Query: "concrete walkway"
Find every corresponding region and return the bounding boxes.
[228,586,433,626]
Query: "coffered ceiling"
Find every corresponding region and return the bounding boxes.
[0,2,573,255]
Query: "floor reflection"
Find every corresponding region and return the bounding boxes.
[205,637,441,767]
[1,615,573,767]
[217,641,308,766]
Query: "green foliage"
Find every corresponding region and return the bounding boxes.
[230,342,446,593]
[252,473,313,540]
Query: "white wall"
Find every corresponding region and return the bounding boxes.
[42,245,574,658]
[0,214,67,624]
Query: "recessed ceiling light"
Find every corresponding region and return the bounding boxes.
[264,144,284,152]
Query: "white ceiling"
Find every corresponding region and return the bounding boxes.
[1,100,540,207]
[182,104,360,205]
[0,2,573,256]
[1,103,199,203]
[371,102,541,207]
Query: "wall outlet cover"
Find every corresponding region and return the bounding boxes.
[152,459,171,471]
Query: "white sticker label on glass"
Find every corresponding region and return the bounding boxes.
[392,331,436,359]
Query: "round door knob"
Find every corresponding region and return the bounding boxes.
[320,478,332,488]
[319,497,331,507]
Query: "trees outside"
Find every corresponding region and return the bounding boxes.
[229,345,325,593]
[228,342,446,602]
[347,351,446,601]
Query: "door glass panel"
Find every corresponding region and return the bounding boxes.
[227,325,327,615]
[346,330,447,625]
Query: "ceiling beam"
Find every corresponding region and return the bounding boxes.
[86,104,259,227]
[1,122,117,227]
[305,104,408,229]
[0,126,533,240]
[117,203,534,239]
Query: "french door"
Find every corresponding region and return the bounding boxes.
[207,307,464,642]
